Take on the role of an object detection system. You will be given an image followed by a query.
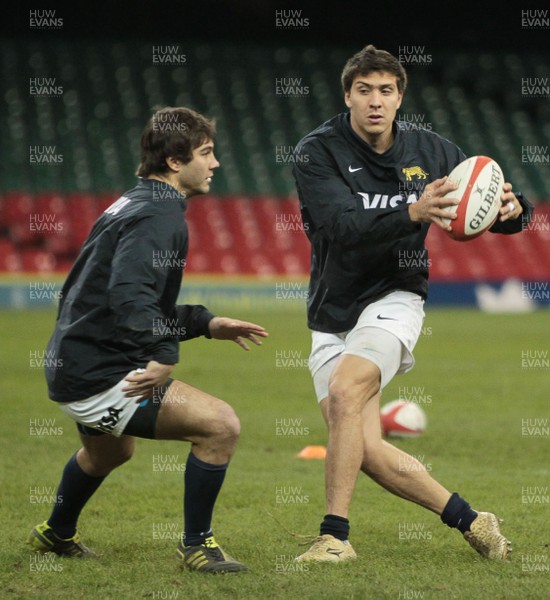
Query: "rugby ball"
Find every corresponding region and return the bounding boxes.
[380,399,427,438]
[442,155,504,241]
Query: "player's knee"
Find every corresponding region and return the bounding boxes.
[112,444,135,467]
[327,381,363,420]
[328,372,379,420]
[81,443,134,475]
[210,404,240,445]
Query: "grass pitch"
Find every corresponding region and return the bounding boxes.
[0,302,548,599]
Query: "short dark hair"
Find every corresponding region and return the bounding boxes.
[136,106,216,177]
[341,45,407,94]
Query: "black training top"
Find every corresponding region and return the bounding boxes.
[46,179,214,403]
[292,112,534,333]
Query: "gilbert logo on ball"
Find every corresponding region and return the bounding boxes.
[442,155,504,241]
[380,400,427,438]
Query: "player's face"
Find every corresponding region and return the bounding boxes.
[177,140,220,197]
[345,71,403,150]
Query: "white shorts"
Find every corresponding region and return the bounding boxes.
[58,369,146,438]
[309,291,425,402]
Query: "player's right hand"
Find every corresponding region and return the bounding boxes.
[408,176,460,231]
[122,360,175,401]
[208,316,269,350]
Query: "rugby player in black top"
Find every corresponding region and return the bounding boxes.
[292,45,532,563]
[29,107,268,573]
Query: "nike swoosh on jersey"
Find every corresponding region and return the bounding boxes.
[377,314,397,320]
[348,166,363,172]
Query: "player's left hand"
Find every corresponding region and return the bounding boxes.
[208,317,268,351]
[122,360,175,401]
[499,183,523,222]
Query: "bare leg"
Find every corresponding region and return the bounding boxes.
[154,380,240,463]
[320,391,450,515]
[324,354,381,517]
[77,433,135,476]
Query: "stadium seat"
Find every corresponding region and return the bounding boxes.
[425,208,550,282]
[0,238,21,271]
[20,248,56,273]
[2,192,35,226]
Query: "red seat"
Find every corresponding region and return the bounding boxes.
[426,212,550,282]
[1,192,34,226]
[20,249,56,272]
[0,238,21,271]
[34,192,67,217]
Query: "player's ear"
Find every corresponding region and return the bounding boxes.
[165,156,181,172]
[396,92,404,110]
[344,91,352,109]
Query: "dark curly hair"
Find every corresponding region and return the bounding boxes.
[136,106,216,177]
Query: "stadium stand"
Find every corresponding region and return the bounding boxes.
[0,40,549,280]
[1,189,549,280]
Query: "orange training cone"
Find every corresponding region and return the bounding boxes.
[297,445,327,459]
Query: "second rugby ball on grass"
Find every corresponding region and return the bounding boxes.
[380,399,427,438]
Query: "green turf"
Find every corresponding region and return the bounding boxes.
[1,305,549,599]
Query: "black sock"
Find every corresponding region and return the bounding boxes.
[320,514,350,541]
[183,452,228,547]
[47,453,105,539]
[440,492,478,533]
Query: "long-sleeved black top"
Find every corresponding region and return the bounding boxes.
[46,179,214,403]
[293,112,534,333]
